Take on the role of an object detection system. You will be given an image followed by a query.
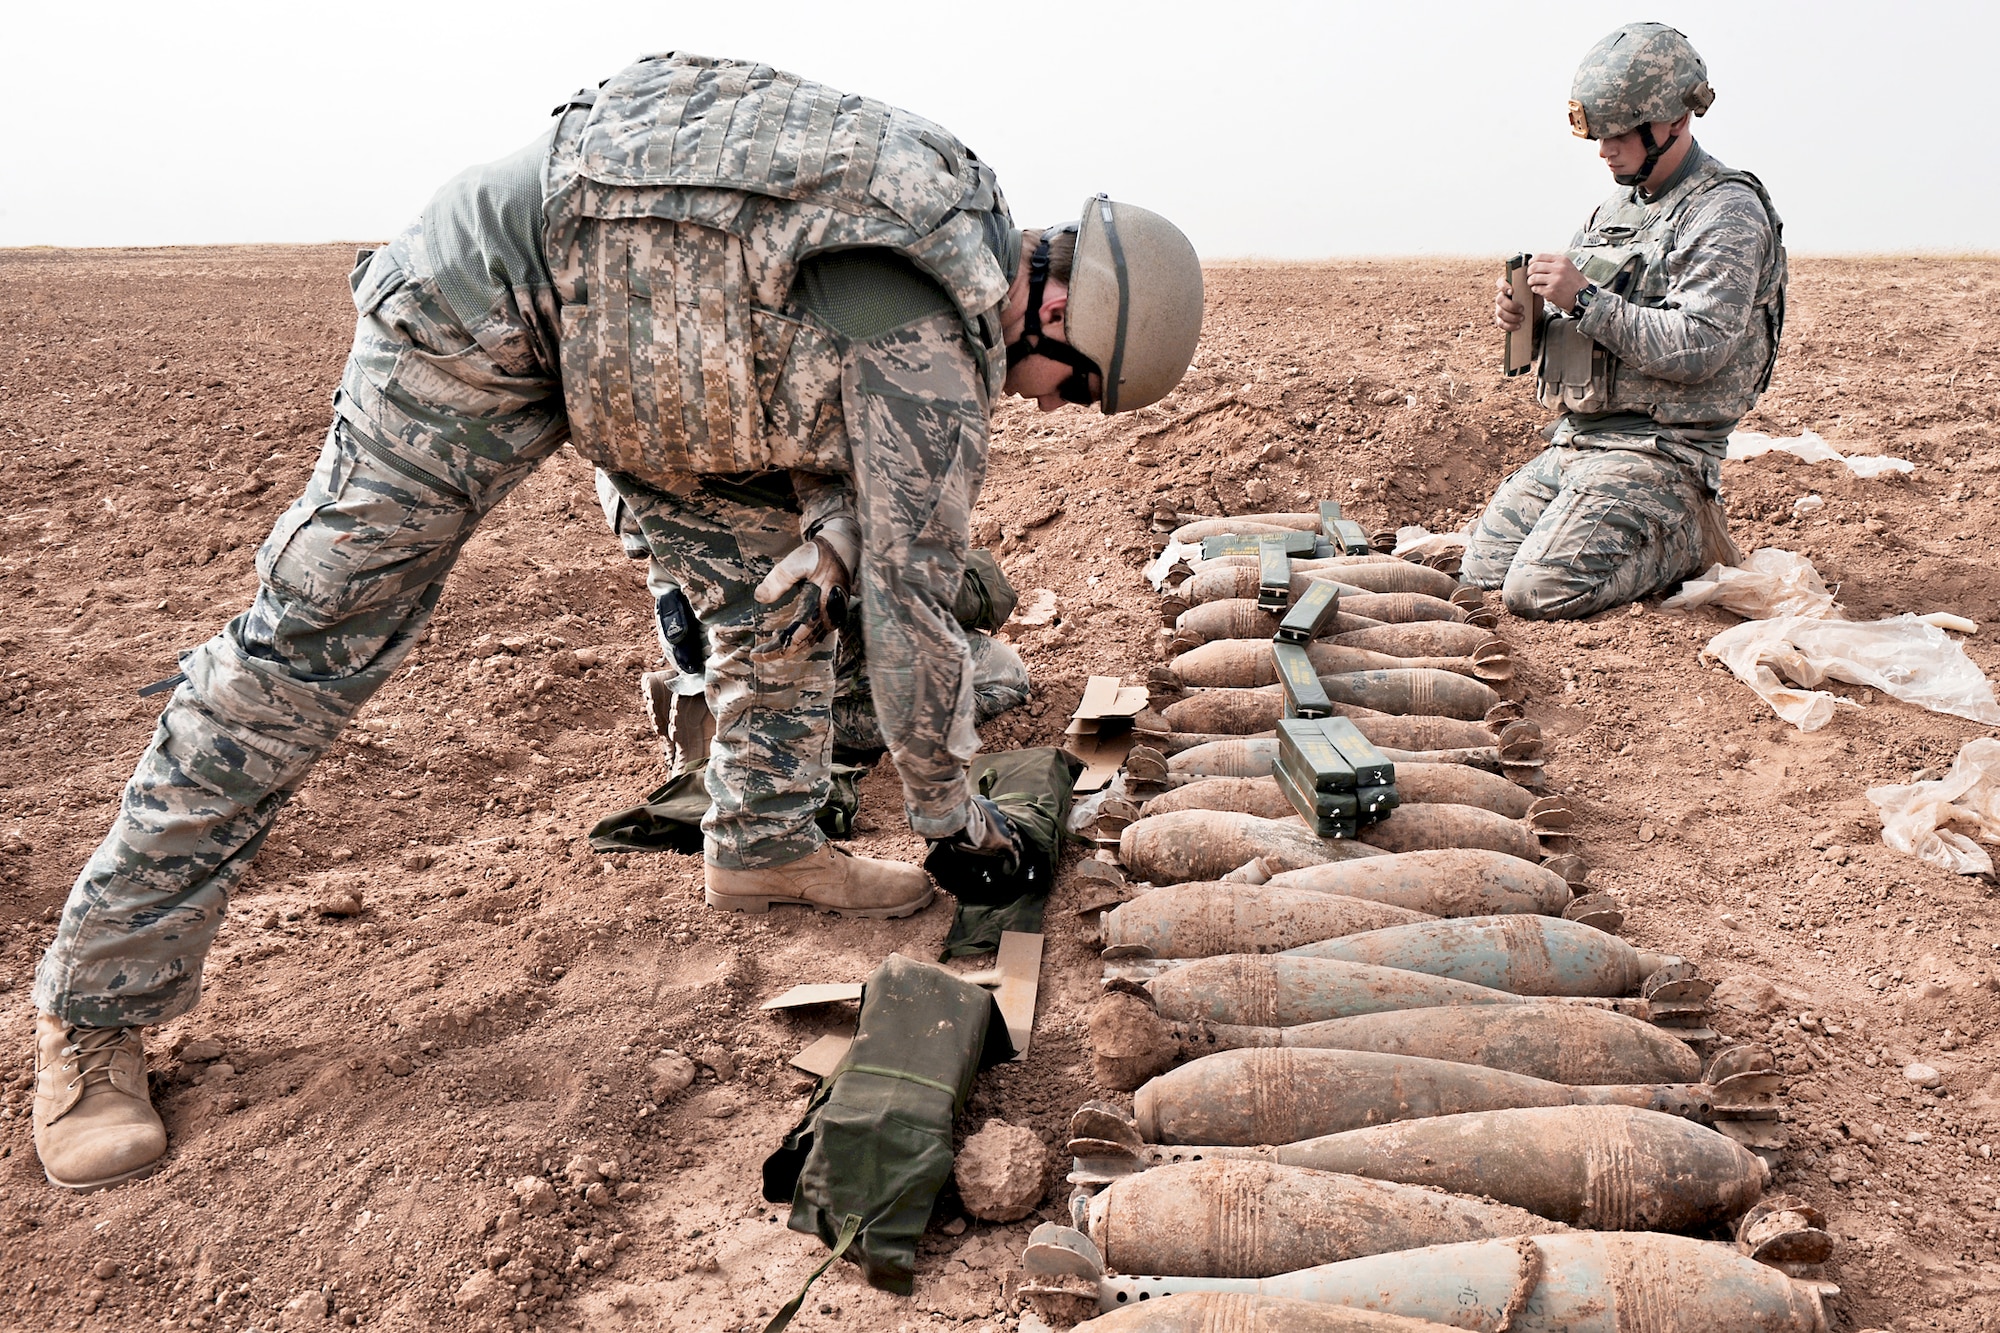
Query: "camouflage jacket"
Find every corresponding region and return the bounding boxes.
[337,52,1016,496]
[1540,144,1787,461]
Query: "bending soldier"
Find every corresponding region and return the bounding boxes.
[30,51,1203,1193]
[1465,22,1787,619]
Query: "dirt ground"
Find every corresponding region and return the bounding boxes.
[2,246,1999,1333]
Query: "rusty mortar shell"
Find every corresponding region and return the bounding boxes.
[1141,953,1542,1027]
[1185,556,1462,600]
[1382,765,1541,818]
[1086,992,1702,1093]
[1170,637,1510,689]
[1113,1105,1764,1233]
[1141,775,1301,820]
[1264,848,1572,915]
[1171,514,1322,544]
[1328,620,1502,657]
[1084,1159,1566,1280]
[1119,809,1389,885]
[1131,1047,1740,1146]
[1068,1292,1465,1333]
[1100,884,1433,959]
[1083,1231,1833,1332]
[1312,668,1501,722]
[1283,915,1673,998]
[1357,800,1570,863]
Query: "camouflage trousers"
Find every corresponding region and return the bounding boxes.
[1459,444,1710,620]
[599,313,993,866]
[34,417,559,1026]
[597,471,1030,766]
[37,305,987,1027]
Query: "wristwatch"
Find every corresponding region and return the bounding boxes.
[1570,282,1601,318]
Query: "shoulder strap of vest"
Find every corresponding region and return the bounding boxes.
[1670,161,1787,394]
[550,86,598,118]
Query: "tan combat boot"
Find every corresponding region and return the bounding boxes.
[705,844,933,919]
[32,1014,168,1192]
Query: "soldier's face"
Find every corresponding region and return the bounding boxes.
[1005,350,1101,412]
[1596,115,1692,181]
[1002,280,1102,410]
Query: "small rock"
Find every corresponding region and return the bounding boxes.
[315,889,364,918]
[91,1259,120,1281]
[512,1175,558,1217]
[1905,1131,1931,1144]
[615,1181,642,1201]
[1636,822,1655,844]
[327,846,355,863]
[401,850,435,872]
[954,1119,1049,1222]
[565,1153,605,1187]
[696,1045,737,1083]
[454,1264,504,1304]
[1904,1062,1943,1089]
[1013,589,1060,629]
[1713,974,1782,1017]
[1242,478,1271,506]
[572,647,604,669]
[941,1216,968,1236]
[179,1038,226,1063]
[383,1055,413,1077]
[647,1053,698,1101]
[483,1247,512,1270]
[584,1182,613,1207]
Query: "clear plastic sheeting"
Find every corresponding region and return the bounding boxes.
[1145,540,1201,590]
[1868,739,2000,876]
[1726,429,1915,479]
[1389,524,1471,560]
[1702,614,2000,732]
[1661,548,1841,621]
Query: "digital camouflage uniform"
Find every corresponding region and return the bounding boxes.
[1461,140,1786,620]
[595,471,1030,765]
[37,53,1021,1027]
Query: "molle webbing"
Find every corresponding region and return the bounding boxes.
[794,250,955,342]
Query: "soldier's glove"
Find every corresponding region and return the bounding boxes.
[754,515,859,655]
[922,796,1025,903]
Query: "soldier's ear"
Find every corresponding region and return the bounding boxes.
[1039,284,1070,334]
[1666,113,1692,136]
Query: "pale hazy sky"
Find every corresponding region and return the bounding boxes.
[4,1,1992,256]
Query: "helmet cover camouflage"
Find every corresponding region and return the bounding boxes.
[1569,22,1715,140]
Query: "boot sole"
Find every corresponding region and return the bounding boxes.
[704,887,935,920]
[41,1155,164,1194]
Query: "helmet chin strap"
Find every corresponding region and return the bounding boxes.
[1613,121,1679,189]
[1005,223,1101,404]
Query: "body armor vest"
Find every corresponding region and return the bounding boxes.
[1538,155,1786,425]
[541,53,1013,485]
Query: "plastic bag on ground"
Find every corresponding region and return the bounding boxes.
[1868,739,2000,876]
[1702,614,2000,732]
[1389,524,1471,560]
[1727,429,1914,479]
[1145,540,1202,590]
[1662,547,1841,620]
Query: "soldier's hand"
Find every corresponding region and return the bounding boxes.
[1493,276,1525,332]
[1527,254,1589,314]
[753,517,860,656]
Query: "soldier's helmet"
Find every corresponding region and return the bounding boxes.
[1065,195,1204,415]
[1568,22,1715,140]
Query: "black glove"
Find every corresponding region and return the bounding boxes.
[923,797,1025,904]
